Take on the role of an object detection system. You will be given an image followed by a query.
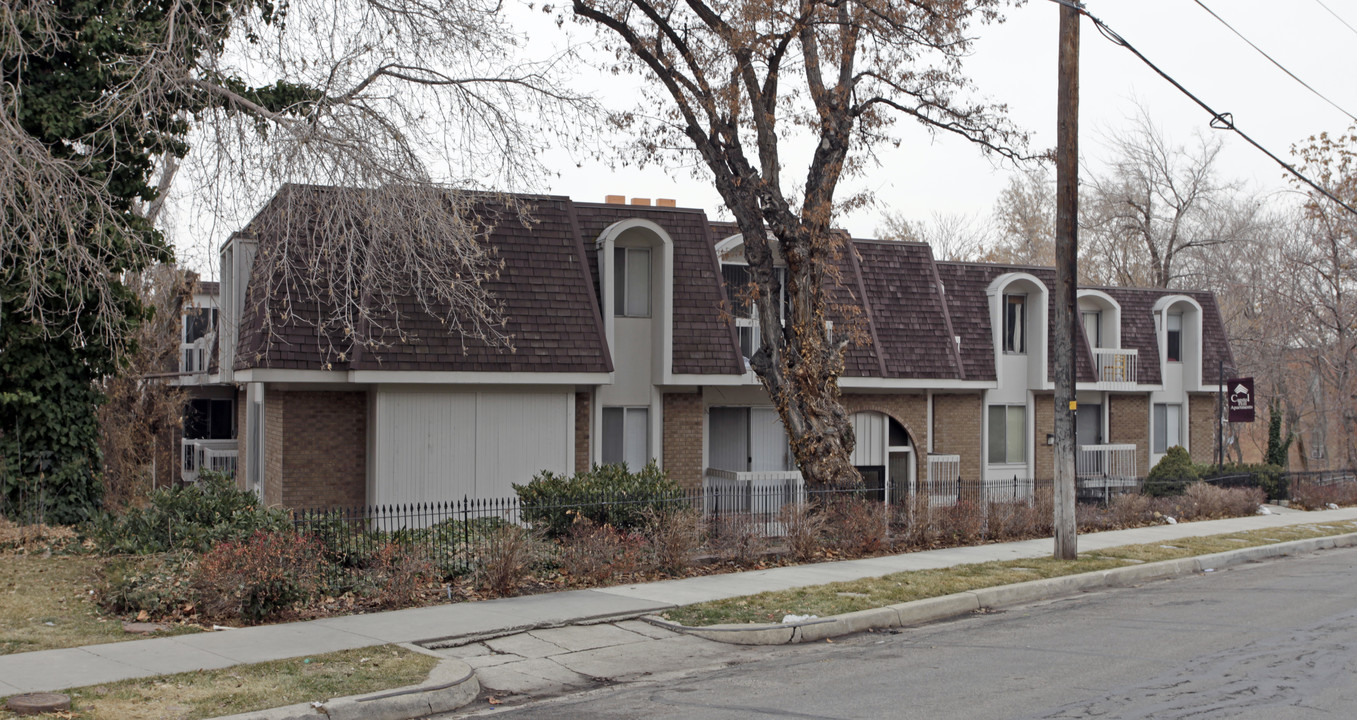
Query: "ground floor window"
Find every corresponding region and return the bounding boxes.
[987,404,1026,464]
[1152,403,1183,454]
[602,406,650,469]
[707,406,794,472]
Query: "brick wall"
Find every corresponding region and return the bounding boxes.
[277,391,367,509]
[1188,392,1219,465]
[843,393,929,481]
[931,393,983,483]
[1108,394,1150,479]
[663,391,704,490]
[1033,393,1054,481]
[574,392,591,473]
[263,392,284,507]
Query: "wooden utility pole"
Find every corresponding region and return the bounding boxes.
[1053,1,1080,560]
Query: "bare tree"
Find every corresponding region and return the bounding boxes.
[571,0,1026,487]
[1081,109,1254,289]
[97,265,191,509]
[986,166,1056,267]
[3,0,597,357]
[876,210,991,262]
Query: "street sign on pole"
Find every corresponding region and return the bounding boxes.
[1226,377,1255,423]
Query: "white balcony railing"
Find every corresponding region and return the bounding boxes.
[1076,443,1137,496]
[703,468,803,516]
[182,438,238,483]
[180,333,214,374]
[925,454,962,506]
[1093,347,1137,387]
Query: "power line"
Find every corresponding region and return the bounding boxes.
[1045,0,1357,220]
[1191,0,1357,124]
[1313,0,1357,40]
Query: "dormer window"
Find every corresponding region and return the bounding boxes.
[1166,312,1182,362]
[1003,294,1027,354]
[1082,310,1101,348]
[614,247,651,318]
[722,263,785,359]
[182,306,218,373]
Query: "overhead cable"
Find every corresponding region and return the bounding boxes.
[1312,0,1357,40]
[1044,0,1357,219]
[1191,0,1357,124]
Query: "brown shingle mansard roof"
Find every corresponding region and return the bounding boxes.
[235,187,612,374]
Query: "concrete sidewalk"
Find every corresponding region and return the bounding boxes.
[5,505,1356,696]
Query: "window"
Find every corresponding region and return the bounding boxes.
[185,398,234,440]
[1003,294,1026,354]
[707,406,794,472]
[1152,403,1182,453]
[722,264,786,359]
[602,407,649,468]
[183,307,217,343]
[1166,312,1182,362]
[1082,310,1101,348]
[987,405,1027,464]
[614,247,651,317]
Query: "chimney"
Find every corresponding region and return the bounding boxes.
[657,198,677,208]
[630,198,652,206]
[605,195,626,205]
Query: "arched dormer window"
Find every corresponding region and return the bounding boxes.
[715,234,786,360]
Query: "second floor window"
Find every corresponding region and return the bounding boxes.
[1166,312,1183,362]
[722,263,786,359]
[614,247,651,318]
[1082,310,1101,348]
[1003,294,1026,354]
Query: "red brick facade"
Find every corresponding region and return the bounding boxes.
[574,391,591,473]
[277,391,367,509]
[663,391,705,490]
[931,393,983,482]
[1033,393,1054,481]
[1189,392,1220,465]
[1108,394,1150,479]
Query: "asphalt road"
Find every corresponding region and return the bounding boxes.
[471,544,1357,719]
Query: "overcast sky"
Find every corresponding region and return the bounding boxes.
[533,0,1357,236]
[173,0,1357,272]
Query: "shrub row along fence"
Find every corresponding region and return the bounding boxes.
[288,471,1357,578]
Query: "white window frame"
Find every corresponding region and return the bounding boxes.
[1166,312,1183,363]
[722,263,785,359]
[1003,294,1027,355]
[614,247,651,318]
[987,404,1027,465]
[602,406,650,469]
[1152,403,1183,454]
[1082,310,1101,348]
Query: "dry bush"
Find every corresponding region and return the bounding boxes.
[1291,481,1357,510]
[711,513,765,566]
[0,516,78,552]
[475,524,538,597]
[931,500,985,546]
[826,498,889,555]
[984,499,1050,542]
[1075,502,1116,533]
[779,501,828,561]
[889,493,934,550]
[193,530,324,623]
[366,543,438,608]
[1107,492,1153,528]
[1175,483,1265,520]
[645,508,704,574]
[559,519,646,585]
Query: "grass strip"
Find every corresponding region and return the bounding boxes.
[663,520,1357,627]
[0,645,438,720]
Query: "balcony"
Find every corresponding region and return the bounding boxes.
[180,333,214,375]
[924,454,962,506]
[1076,443,1137,498]
[703,468,803,516]
[1092,347,1137,389]
[182,438,238,483]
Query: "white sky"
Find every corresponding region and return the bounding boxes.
[173,0,1357,273]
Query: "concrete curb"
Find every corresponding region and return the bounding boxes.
[644,531,1357,645]
[206,657,479,720]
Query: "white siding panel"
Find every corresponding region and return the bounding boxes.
[851,412,886,466]
[375,391,477,506]
[475,392,572,497]
[750,408,792,472]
